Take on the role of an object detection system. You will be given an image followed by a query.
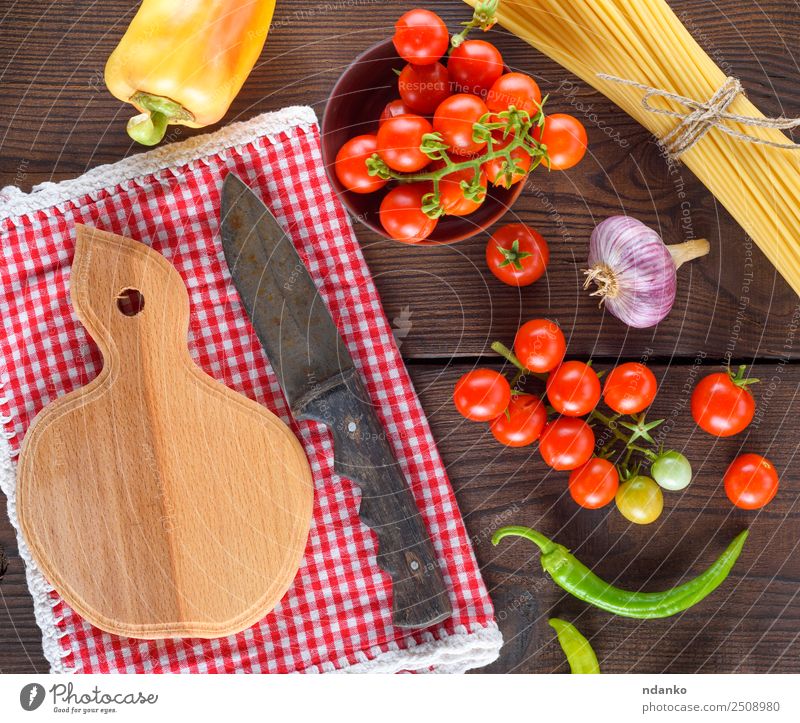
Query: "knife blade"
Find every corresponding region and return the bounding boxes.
[220,173,452,629]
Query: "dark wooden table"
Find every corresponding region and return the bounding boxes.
[1,0,798,674]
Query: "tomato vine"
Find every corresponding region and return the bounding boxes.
[367,106,548,219]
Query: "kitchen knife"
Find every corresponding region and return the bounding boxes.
[220,173,452,629]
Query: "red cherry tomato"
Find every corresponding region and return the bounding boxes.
[379,183,437,244]
[513,319,566,373]
[334,135,388,195]
[379,99,412,126]
[448,40,504,97]
[486,73,542,116]
[485,223,549,287]
[398,62,451,115]
[433,94,489,156]
[376,114,433,172]
[536,113,587,170]
[539,417,595,471]
[393,9,449,66]
[603,363,658,415]
[482,134,532,187]
[547,361,601,417]
[569,458,619,509]
[724,454,779,510]
[691,368,756,437]
[435,162,487,216]
[490,393,547,447]
[454,369,512,422]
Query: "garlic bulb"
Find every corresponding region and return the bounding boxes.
[584,216,710,329]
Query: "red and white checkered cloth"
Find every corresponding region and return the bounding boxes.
[0,107,500,673]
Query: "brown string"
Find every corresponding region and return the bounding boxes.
[598,74,800,159]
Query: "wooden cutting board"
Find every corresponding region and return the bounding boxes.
[16,225,314,639]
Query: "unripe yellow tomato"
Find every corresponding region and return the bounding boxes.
[615,475,663,524]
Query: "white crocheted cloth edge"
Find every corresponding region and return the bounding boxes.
[336,624,503,674]
[0,106,317,222]
[0,105,503,674]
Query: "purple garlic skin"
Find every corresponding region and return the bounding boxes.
[588,216,677,329]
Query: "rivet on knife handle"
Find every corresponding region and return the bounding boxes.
[295,370,452,629]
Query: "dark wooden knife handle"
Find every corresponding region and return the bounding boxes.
[295,370,452,629]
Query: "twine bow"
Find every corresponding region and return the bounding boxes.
[598,73,800,159]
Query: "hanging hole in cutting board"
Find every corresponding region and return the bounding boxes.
[117,288,145,317]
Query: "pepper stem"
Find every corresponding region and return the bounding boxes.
[492,525,558,555]
[127,112,169,146]
[667,238,710,270]
[126,92,194,146]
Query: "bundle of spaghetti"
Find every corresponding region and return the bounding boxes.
[464,0,800,294]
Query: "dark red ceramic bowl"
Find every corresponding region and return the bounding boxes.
[321,38,524,245]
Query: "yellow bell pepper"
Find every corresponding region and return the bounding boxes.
[105,0,277,146]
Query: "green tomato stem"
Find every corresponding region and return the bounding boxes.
[591,409,663,475]
[622,445,635,470]
[630,444,657,461]
[510,367,526,389]
[729,364,760,387]
[590,409,630,445]
[491,341,527,372]
[496,239,533,271]
[450,0,499,49]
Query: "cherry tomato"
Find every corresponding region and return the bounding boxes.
[376,114,433,172]
[616,475,663,524]
[514,319,566,373]
[454,369,512,422]
[603,363,658,415]
[379,99,412,126]
[379,183,437,244]
[486,72,542,116]
[569,458,619,509]
[535,114,587,170]
[334,135,388,195]
[393,9,449,66]
[433,94,489,156]
[490,393,547,447]
[546,361,601,417]
[448,40,504,97]
[482,134,532,188]
[486,223,549,287]
[435,162,487,216]
[398,62,451,115]
[651,450,693,491]
[724,454,779,510]
[691,367,756,437]
[539,417,595,471]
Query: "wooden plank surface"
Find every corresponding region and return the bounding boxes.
[1,0,799,673]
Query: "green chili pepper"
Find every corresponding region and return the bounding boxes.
[493,526,748,619]
[549,618,600,674]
